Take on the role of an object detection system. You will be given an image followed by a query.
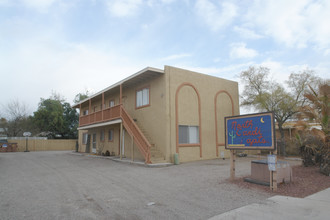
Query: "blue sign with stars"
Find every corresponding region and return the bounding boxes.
[225,112,276,150]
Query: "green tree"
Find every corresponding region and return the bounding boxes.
[33,98,64,138]
[62,102,79,139]
[73,90,89,104]
[240,66,320,155]
[33,93,78,139]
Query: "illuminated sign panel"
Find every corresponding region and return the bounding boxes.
[225,112,276,150]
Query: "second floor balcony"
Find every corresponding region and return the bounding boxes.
[79,104,121,127]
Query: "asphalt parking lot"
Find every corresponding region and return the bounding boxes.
[0,151,281,220]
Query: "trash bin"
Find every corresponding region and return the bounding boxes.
[174,153,179,165]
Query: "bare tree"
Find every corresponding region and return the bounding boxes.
[0,99,30,137]
[240,66,320,155]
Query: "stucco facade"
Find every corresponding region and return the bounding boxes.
[74,66,239,163]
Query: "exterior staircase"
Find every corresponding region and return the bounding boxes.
[134,120,167,164]
[120,107,151,163]
[79,104,167,164]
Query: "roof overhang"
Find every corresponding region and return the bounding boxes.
[73,67,164,108]
[77,119,122,130]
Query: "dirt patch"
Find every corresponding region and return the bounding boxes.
[230,165,330,198]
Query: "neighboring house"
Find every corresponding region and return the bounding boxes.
[73,66,239,163]
[275,121,322,141]
[0,127,7,139]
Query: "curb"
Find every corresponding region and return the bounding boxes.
[69,151,173,168]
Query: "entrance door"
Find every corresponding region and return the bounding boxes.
[85,134,91,153]
[92,133,96,153]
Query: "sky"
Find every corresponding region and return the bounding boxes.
[1,0,330,115]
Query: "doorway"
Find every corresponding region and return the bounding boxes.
[92,133,96,153]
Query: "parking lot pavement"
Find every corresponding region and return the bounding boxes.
[0,151,293,220]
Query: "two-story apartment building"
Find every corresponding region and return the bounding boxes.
[73,66,239,164]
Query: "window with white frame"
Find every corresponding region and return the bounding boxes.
[178,125,199,144]
[109,100,115,107]
[136,87,149,108]
[83,133,88,145]
[83,110,88,115]
[100,130,105,142]
[108,129,114,141]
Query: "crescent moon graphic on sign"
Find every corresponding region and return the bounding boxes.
[261,117,264,123]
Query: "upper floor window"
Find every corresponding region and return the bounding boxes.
[109,100,115,108]
[83,110,89,115]
[136,87,149,108]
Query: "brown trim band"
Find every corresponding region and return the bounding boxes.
[178,144,201,147]
[175,82,202,157]
[214,90,234,157]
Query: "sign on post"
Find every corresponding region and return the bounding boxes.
[267,154,276,171]
[225,112,276,184]
[225,112,276,150]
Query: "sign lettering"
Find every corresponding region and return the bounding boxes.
[225,112,276,150]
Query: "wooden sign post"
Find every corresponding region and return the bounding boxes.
[230,150,236,181]
[269,149,278,191]
[225,112,276,189]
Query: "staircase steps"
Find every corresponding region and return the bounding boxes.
[134,121,167,164]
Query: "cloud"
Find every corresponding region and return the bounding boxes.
[230,43,258,59]
[0,0,10,6]
[245,0,330,50]
[324,49,330,56]
[233,26,263,40]
[106,0,142,17]
[161,53,192,61]
[255,60,329,84]
[178,62,255,82]
[160,0,176,4]
[21,0,57,12]
[194,0,237,31]
[0,33,143,110]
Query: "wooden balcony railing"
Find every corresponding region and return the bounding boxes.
[79,105,121,127]
[78,104,151,163]
[80,115,90,126]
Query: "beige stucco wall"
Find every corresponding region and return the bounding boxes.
[78,129,87,152]
[166,66,240,163]
[121,74,168,161]
[76,65,240,163]
[177,86,199,125]
[78,125,118,155]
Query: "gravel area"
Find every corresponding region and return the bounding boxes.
[232,165,330,198]
[1,151,278,220]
